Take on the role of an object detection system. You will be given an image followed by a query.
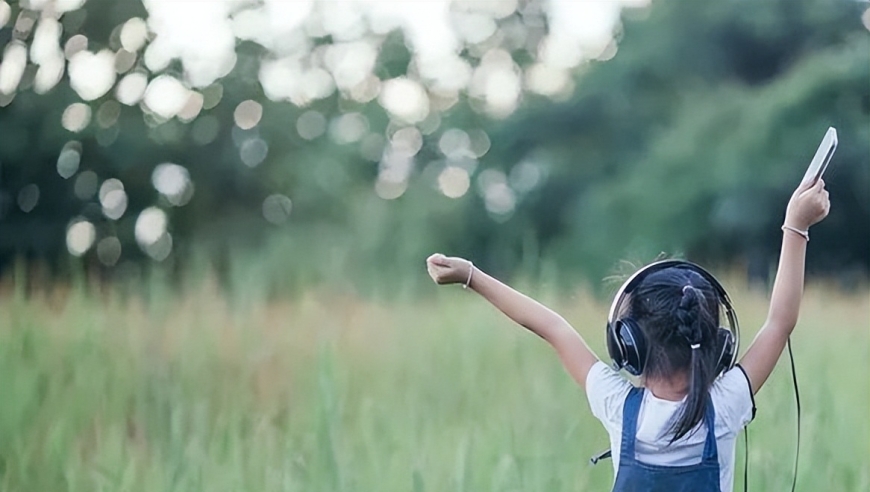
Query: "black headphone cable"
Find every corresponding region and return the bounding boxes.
[744,337,800,492]
[743,426,749,492]
[787,336,800,492]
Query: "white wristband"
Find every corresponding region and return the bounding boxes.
[463,261,474,289]
[781,224,809,242]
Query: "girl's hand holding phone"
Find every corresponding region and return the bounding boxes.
[784,179,831,232]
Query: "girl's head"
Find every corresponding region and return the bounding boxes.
[628,266,721,441]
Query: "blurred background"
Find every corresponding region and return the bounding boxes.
[0,1,868,491]
[0,0,867,296]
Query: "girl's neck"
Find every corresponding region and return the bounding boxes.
[643,374,689,402]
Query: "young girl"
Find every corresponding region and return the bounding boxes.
[425,178,830,491]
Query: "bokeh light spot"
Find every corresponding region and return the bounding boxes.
[391,127,423,157]
[439,128,472,159]
[297,110,327,140]
[145,232,173,261]
[135,207,172,261]
[96,126,119,147]
[69,49,116,101]
[349,75,381,103]
[0,2,10,29]
[96,236,122,266]
[301,68,335,102]
[99,179,128,220]
[99,178,123,202]
[31,18,64,94]
[0,41,27,94]
[262,194,293,225]
[33,57,65,94]
[375,178,407,200]
[135,206,168,246]
[509,160,543,193]
[234,99,263,130]
[57,141,82,179]
[56,0,87,13]
[152,163,193,206]
[116,72,148,106]
[64,34,88,59]
[74,170,98,200]
[66,220,96,256]
[17,184,40,213]
[0,91,14,107]
[62,102,92,132]
[453,12,497,44]
[178,91,204,122]
[438,166,471,199]
[240,138,269,167]
[120,17,148,52]
[114,49,137,73]
[379,77,429,124]
[144,75,190,119]
[14,12,35,38]
[96,100,121,128]
[478,169,516,217]
[201,83,223,110]
[328,112,368,144]
[468,129,491,158]
[525,62,571,97]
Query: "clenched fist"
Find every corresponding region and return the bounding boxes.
[426,253,473,286]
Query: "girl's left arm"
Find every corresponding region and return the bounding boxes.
[426,254,599,389]
[738,179,830,394]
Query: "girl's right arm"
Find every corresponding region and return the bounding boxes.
[739,179,830,394]
[426,254,599,389]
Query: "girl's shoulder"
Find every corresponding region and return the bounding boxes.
[585,361,634,430]
[709,366,756,431]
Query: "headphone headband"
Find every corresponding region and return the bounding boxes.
[606,259,740,374]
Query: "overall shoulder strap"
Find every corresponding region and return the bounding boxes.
[619,387,644,462]
[701,395,719,462]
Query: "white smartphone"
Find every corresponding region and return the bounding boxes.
[801,127,837,185]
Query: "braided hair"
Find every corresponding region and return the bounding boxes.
[629,267,720,442]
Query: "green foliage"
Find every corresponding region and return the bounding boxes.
[489,0,869,282]
[0,0,867,290]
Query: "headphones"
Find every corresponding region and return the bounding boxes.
[605,260,740,377]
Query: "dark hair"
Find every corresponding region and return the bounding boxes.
[629,266,721,442]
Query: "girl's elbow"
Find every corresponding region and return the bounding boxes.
[765,316,797,336]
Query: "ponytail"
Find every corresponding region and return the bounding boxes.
[628,268,722,443]
[669,285,715,442]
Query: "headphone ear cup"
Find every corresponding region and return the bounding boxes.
[715,327,735,376]
[613,318,647,376]
[606,321,626,370]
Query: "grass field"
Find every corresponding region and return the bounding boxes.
[0,277,867,492]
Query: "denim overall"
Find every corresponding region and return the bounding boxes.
[612,387,720,492]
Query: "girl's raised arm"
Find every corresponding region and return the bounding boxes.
[739,179,830,394]
[426,254,599,389]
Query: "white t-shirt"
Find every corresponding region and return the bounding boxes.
[586,361,755,492]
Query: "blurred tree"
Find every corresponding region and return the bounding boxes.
[486,0,870,284]
[0,0,867,293]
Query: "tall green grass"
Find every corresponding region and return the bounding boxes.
[0,278,867,491]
